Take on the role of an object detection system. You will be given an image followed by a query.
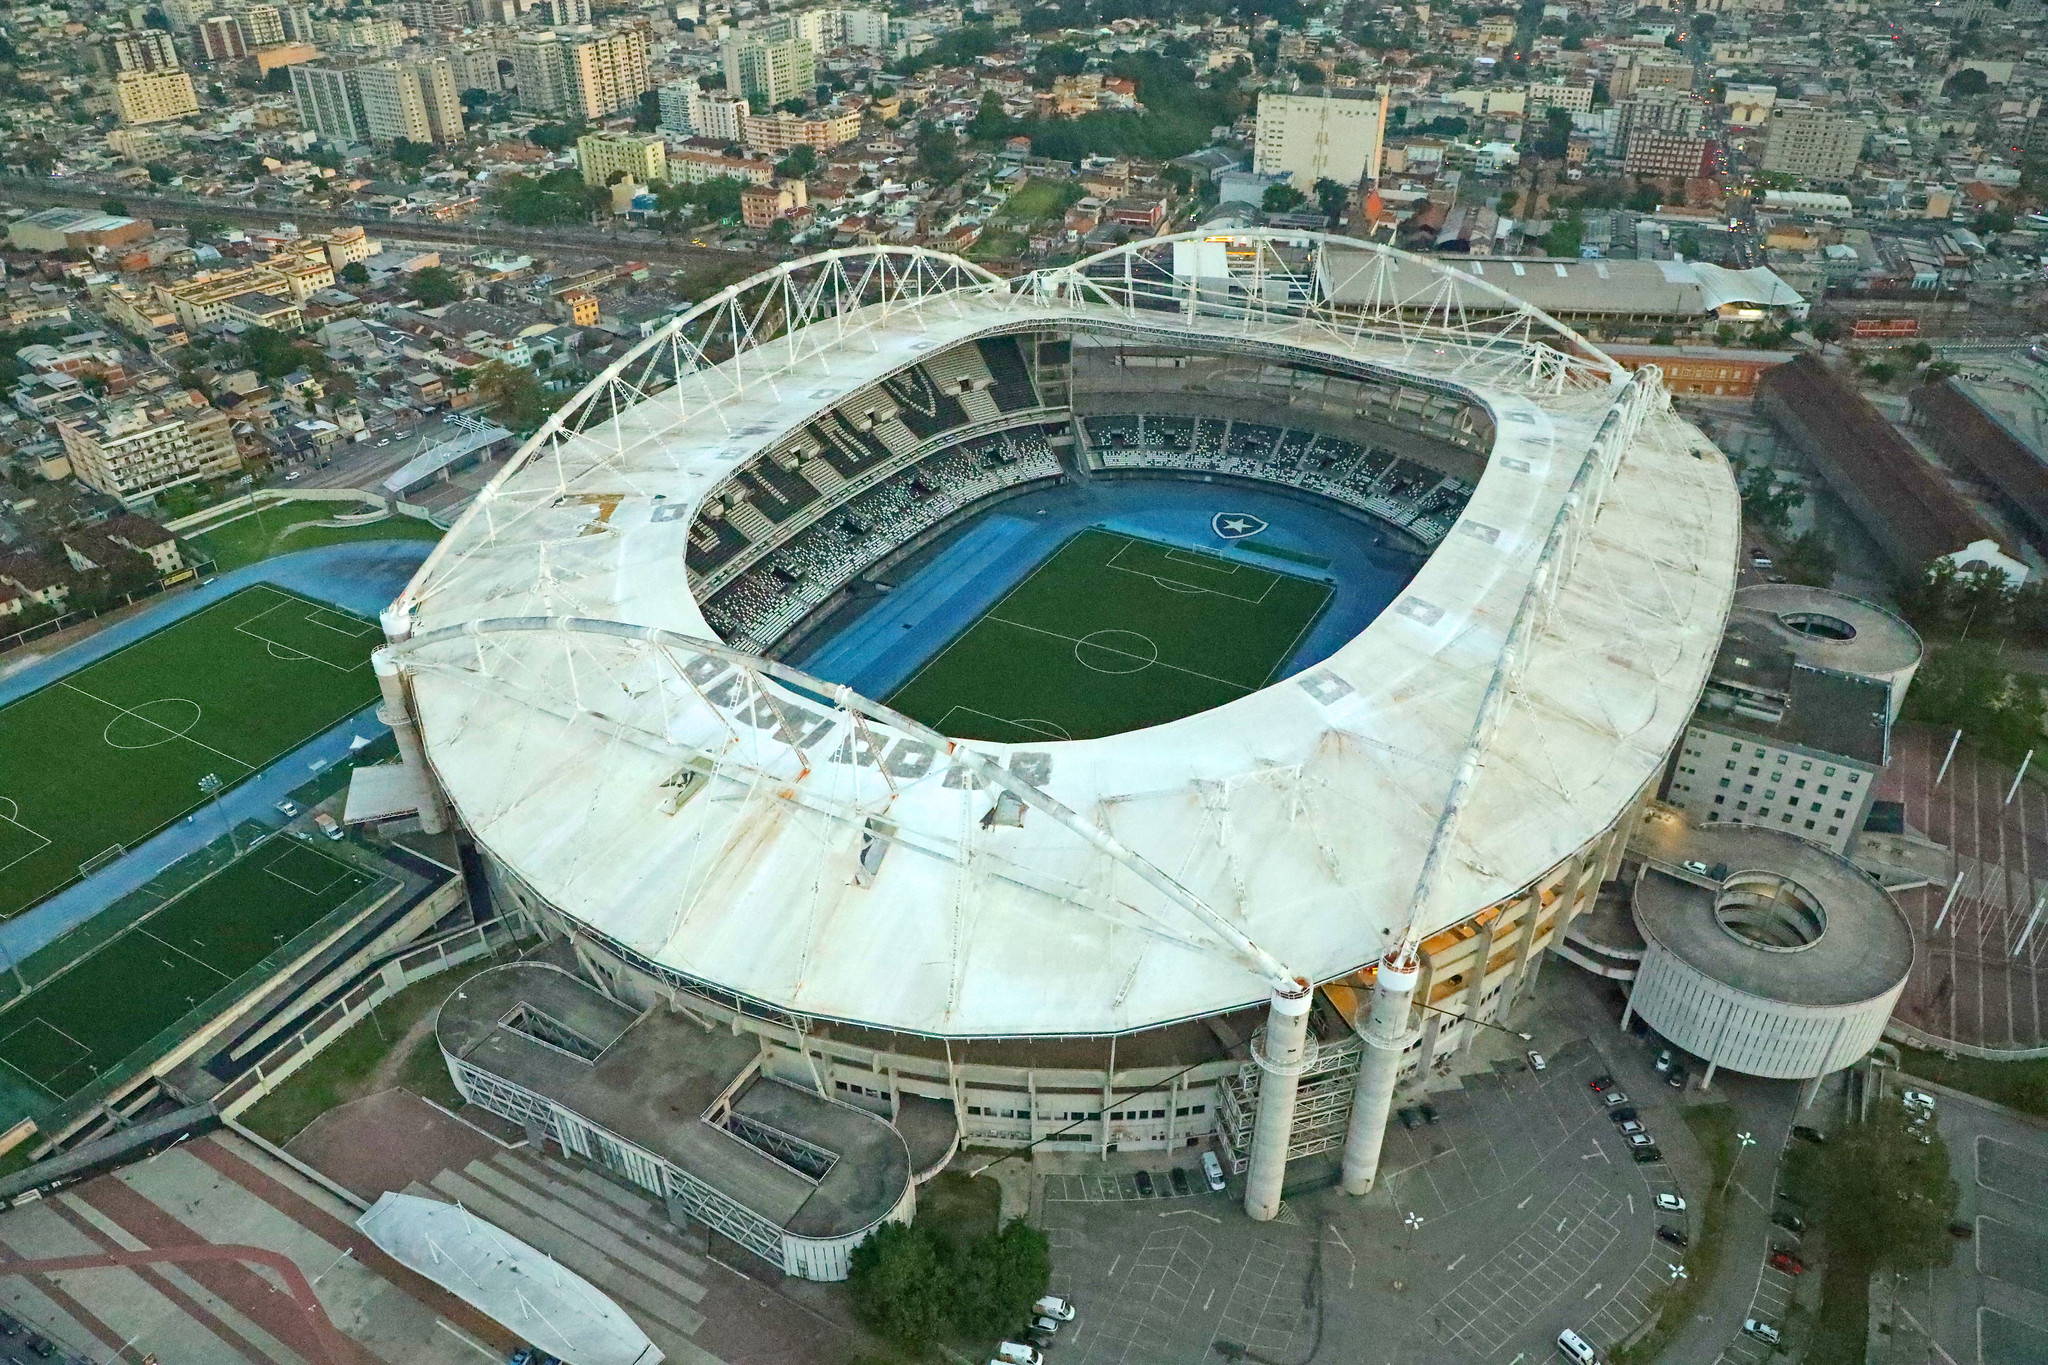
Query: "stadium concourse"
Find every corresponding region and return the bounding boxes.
[362,233,1740,1277]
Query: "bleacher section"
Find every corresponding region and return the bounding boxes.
[1081,413,1475,547]
[975,337,1040,412]
[703,426,1064,650]
[881,363,972,439]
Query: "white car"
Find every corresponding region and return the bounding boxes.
[1031,1316,1060,1335]
[1033,1296,1076,1322]
[1902,1089,1935,1112]
[1626,1132,1655,1148]
[1744,1319,1781,1344]
[275,800,300,817]
[1527,1050,1547,1072]
[1201,1150,1226,1192]
[1656,1193,1687,1213]
[1619,1120,1644,1135]
[995,1344,1041,1365]
[1604,1091,1629,1106]
[1682,860,1710,875]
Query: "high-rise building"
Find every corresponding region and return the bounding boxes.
[400,0,467,32]
[1761,104,1864,181]
[514,29,649,119]
[540,0,590,25]
[290,61,369,143]
[107,29,181,73]
[57,401,241,505]
[659,82,745,141]
[196,15,246,61]
[280,4,317,43]
[1524,80,1592,115]
[357,62,434,144]
[237,4,286,47]
[159,0,211,29]
[577,131,666,186]
[1624,131,1716,180]
[113,69,201,125]
[1615,89,1707,147]
[721,32,815,108]
[1251,89,1389,191]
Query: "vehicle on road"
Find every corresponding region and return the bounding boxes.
[1201,1152,1226,1192]
[1744,1320,1781,1344]
[275,800,300,817]
[1769,1249,1806,1275]
[1528,1050,1546,1071]
[1655,1193,1686,1212]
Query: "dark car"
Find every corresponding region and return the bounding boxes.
[1134,1170,1154,1197]
[1949,1222,1975,1238]
[23,1336,53,1360]
[1668,1068,1687,1089]
[1608,1107,1638,1124]
[1791,1125,1827,1145]
[1419,1103,1440,1124]
[1170,1166,1191,1196]
[1769,1249,1806,1275]
[1656,1226,1690,1249]
[0,1313,17,1335]
[1399,1107,1421,1129]
[1772,1211,1805,1234]
[1590,1075,1614,1092]
[1632,1147,1664,1164]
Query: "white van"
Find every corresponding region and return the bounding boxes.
[1201,1151,1227,1192]
[996,1343,1042,1365]
[1033,1296,1076,1322]
[1556,1328,1597,1363]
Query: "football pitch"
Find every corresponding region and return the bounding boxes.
[887,528,1333,741]
[0,840,376,1108]
[0,584,382,921]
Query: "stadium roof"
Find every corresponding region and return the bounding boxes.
[390,236,1739,1039]
[357,1192,663,1365]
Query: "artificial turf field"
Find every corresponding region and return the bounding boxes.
[0,584,381,920]
[0,839,376,1107]
[887,528,1333,741]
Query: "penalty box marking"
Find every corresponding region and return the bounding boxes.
[263,844,360,899]
[1103,539,1279,604]
[0,1016,91,1099]
[233,598,370,671]
[0,797,53,877]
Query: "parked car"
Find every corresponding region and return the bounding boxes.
[1034,1296,1076,1322]
[1170,1166,1190,1196]
[1608,1107,1638,1124]
[996,1342,1042,1365]
[1744,1319,1782,1344]
[275,799,301,818]
[1632,1147,1663,1164]
[1902,1089,1936,1112]
[1419,1102,1440,1124]
[313,811,343,840]
[1527,1050,1546,1072]
[1626,1132,1655,1148]
[1772,1211,1806,1234]
[1681,860,1710,875]
[1654,1050,1672,1073]
[1668,1068,1687,1090]
[1618,1120,1644,1135]
[1031,1315,1061,1335]
[1791,1125,1827,1145]
[1134,1170,1154,1197]
[0,1312,17,1335]
[23,1336,54,1360]
[1590,1074,1614,1092]
[1399,1107,1421,1129]
[1769,1249,1806,1275]
[1604,1091,1629,1107]
[1201,1151,1226,1192]
[1655,1193,1686,1213]
[1656,1226,1689,1249]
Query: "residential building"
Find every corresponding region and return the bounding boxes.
[107,29,181,73]
[355,57,466,144]
[1761,104,1864,181]
[106,126,181,162]
[113,69,200,125]
[668,148,776,186]
[1625,131,1716,179]
[741,179,808,228]
[291,62,368,143]
[236,4,286,47]
[1252,89,1389,192]
[400,0,467,31]
[578,131,666,187]
[659,81,746,140]
[197,14,247,62]
[56,400,241,504]
[1525,80,1593,115]
[513,29,649,119]
[1616,89,1708,145]
[741,106,861,154]
[541,0,590,23]
[158,263,320,326]
[721,32,816,108]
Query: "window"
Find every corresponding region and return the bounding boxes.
[1742,783,1754,794]
[1811,801,1822,812]
[1737,801,1749,811]
[1818,785,1830,796]
[1714,795,1726,805]
[1795,779,1806,789]
[1708,811,1721,821]
[1719,778,1731,788]
[1781,813,1793,823]
[1805,819,1816,829]
[1755,748,1766,756]
[1726,760,1737,770]
[1834,808,1845,819]
[1824,766,1837,776]
[1748,766,1760,776]
[1849,772,1862,783]
[1775,753,1787,765]
[1759,807,1772,817]
[1765,789,1777,800]
[1731,741,1741,751]
[1800,761,1812,771]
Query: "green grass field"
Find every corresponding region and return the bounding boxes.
[187,510,443,572]
[0,838,376,1110]
[886,529,1332,742]
[0,584,382,920]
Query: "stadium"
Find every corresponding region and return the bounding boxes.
[377,233,1739,1275]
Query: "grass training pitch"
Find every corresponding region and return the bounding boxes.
[887,528,1332,741]
[0,839,377,1109]
[0,584,381,920]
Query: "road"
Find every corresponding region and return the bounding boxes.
[0,176,784,272]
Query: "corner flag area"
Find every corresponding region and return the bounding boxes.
[887,528,1333,741]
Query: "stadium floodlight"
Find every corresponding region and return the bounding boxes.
[198,772,236,856]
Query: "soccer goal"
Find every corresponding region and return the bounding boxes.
[78,844,127,878]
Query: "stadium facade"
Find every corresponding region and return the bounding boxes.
[373,233,1740,1276]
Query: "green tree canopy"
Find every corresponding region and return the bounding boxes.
[775,145,819,179]
[410,265,463,307]
[846,1222,951,1351]
[338,261,370,285]
[1262,182,1307,213]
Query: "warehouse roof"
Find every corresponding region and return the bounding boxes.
[1320,253,1808,319]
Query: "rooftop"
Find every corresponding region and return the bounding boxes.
[436,963,915,1240]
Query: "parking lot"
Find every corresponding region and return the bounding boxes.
[1878,1085,2048,1365]
[1032,974,1708,1364]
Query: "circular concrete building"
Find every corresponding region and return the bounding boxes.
[1729,585,1923,723]
[1627,824,1913,1084]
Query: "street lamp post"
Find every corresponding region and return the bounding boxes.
[198,772,236,856]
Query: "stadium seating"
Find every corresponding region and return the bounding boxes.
[881,363,972,439]
[975,337,1040,412]
[1081,414,1474,547]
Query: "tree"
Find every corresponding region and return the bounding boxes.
[101,197,127,216]
[1737,463,1804,533]
[635,89,661,131]
[1262,182,1306,213]
[916,120,962,185]
[1905,641,2047,764]
[472,361,562,434]
[390,137,435,168]
[1542,213,1584,258]
[1943,67,1990,98]
[775,145,818,180]
[263,67,292,93]
[528,121,582,152]
[846,1222,951,1351]
[339,261,370,285]
[948,1219,1051,1339]
[410,266,463,307]
[1312,176,1348,220]
[1787,1098,1957,1276]
[145,162,176,186]
[1779,529,1837,587]
[777,96,809,114]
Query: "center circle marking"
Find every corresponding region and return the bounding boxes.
[1073,630,1160,675]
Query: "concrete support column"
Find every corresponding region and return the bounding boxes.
[1798,1073,1825,1110]
[1620,995,1635,1034]
[1340,955,1419,1197]
[1243,979,1314,1223]
[1702,1060,1717,1091]
[372,646,449,834]
[1459,918,1498,1054]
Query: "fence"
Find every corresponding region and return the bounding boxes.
[0,560,217,658]
[214,918,522,1120]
